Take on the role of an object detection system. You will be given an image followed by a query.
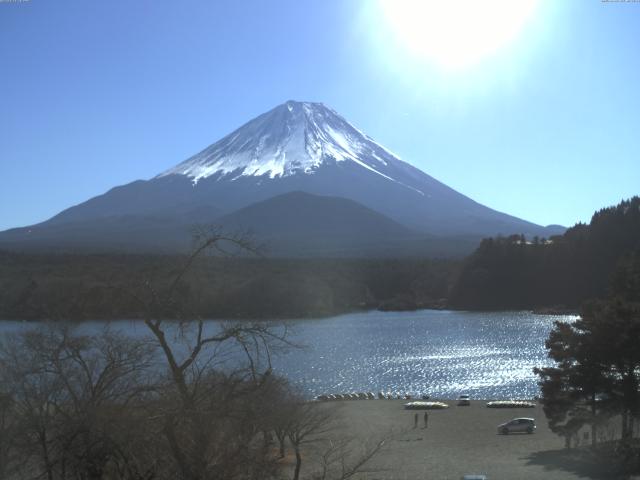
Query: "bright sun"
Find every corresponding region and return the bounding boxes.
[378,0,539,70]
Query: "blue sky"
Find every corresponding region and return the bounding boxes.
[1,0,638,231]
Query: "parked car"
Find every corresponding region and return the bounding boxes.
[462,475,487,480]
[497,417,536,434]
[457,394,470,406]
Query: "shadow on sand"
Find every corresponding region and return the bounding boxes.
[524,447,623,479]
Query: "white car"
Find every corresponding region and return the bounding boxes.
[457,394,471,406]
[497,417,536,434]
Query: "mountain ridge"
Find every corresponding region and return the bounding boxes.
[0,100,565,255]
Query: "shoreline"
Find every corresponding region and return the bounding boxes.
[315,395,541,403]
[0,306,580,322]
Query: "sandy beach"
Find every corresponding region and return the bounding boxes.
[319,399,620,480]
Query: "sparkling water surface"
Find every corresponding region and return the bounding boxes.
[0,310,577,400]
[269,310,577,399]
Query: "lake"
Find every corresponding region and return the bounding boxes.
[0,309,576,400]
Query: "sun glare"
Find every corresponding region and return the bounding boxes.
[378,0,539,70]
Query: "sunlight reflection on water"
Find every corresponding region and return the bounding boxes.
[271,310,577,399]
[0,310,577,400]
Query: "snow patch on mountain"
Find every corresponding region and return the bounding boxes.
[159,101,421,193]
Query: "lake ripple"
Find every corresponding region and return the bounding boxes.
[0,310,577,400]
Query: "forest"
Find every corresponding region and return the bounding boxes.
[450,197,640,311]
[534,238,640,473]
[0,251,455,321]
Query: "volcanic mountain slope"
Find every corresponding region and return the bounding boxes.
[215,191,425,256]
[0,100,563,255]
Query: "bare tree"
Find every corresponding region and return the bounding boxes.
[286,400,337,480]
[0,325,156,480]
[121,228,294,480]
[312,435,389,480]
[283,397,394,480]
[0,392,18,479]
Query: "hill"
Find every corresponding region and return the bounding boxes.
[450,197,640,310]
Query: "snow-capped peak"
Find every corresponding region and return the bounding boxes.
[159,101,409,185]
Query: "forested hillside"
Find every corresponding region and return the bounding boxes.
[0,253,456,320]
[450,197,640,310]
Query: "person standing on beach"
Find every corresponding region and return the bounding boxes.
[423,411,429,429]
[414,413,418,428]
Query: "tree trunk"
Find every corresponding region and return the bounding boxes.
[163,417,196,480]
[38,430,54,480]
[622,409,629,440]
[275,430,286,458]
[292,446,302,480]
[590,394,597,448]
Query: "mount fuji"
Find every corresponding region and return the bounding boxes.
[0,101,563,256]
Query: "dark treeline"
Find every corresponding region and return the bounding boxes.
[0,252,458,320]
[450,197,640,310]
